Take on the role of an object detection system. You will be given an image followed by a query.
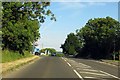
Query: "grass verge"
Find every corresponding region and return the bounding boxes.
[2,55,40,75]
[1,49,33,63]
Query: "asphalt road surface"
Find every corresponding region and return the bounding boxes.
[3,56,79,78]
[3,56,120,80]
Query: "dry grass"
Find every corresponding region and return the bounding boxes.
[2,55,40,74]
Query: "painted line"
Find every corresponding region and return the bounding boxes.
[73,69,84,80]
[84,76,96,78]
[100,70,120,79]
[83,69,100,72]
[95,61,117,67]
[80,72,108,76]
[67,62,72,67]
[61,57,67,62]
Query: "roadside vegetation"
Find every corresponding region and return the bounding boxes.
[61,17,120,60]
[1,49,33,63]
[56,53,64,57]
[1,2,55,60]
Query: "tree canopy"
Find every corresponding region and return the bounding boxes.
[61,17,120,59]
[2,2,56,55]
[40,48,56,54]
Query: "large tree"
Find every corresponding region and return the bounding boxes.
[62,17,120,59]
[2,2,56,55]
[76,17,120,59]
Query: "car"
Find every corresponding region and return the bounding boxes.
[51,53,56,56]
[35,52,40,55]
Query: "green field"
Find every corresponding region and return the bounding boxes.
[1,49,33,63]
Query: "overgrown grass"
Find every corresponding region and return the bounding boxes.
[1,49,33,63]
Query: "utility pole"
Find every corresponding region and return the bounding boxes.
[113,40,115,60]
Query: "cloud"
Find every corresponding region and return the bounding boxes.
[57,2,107,12]
[88,2,106,6]
[58,2,86,11]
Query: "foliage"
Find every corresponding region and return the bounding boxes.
[56,53,64,57]
[40,48,56,54]
[61,17,120,59]
[2,2,56,55]
[61,33,80,55]
[1,49,33,63]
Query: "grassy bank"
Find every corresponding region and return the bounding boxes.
[1,49,33,63]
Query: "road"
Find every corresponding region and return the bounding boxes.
[3,56,78,78]
[2,56,120,80]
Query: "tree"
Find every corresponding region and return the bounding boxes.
[61,16,120,59]
[40,48,56,54]
[76,17,120,59]
[2,2,56,55]
[61,33,80,56]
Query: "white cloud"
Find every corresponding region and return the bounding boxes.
[88,2,106,6]
[58,2,107,11]
[59,2,86,10]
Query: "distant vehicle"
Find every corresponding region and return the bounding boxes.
[51,53,56,56]
[35,48,40,55]
[35,52,40,55]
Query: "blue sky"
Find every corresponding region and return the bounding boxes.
[36,2,118,51]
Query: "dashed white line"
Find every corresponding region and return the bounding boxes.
[100,70,120,79]
[73,69,84,80]
[67,62,72,67]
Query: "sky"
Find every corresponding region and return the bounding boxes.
[35,2,118,51]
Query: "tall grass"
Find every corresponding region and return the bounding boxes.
[1,49,33,63]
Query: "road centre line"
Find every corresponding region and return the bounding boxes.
[73,69,84,80]
[100,70,120,79]
[67,62,72,67]
[62,58,84,79]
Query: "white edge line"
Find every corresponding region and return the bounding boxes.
[100,70,120,79]
[73,69,84,80]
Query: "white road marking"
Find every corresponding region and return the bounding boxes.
[67,62,72,67]
[73,69,84,80]
[80,72,108,76]
[64,59,67,62]
[83,69,100,72]
[62,57,67,62]
[100,70,120,79]
[84,76,96,78]
[95,61,117,67]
